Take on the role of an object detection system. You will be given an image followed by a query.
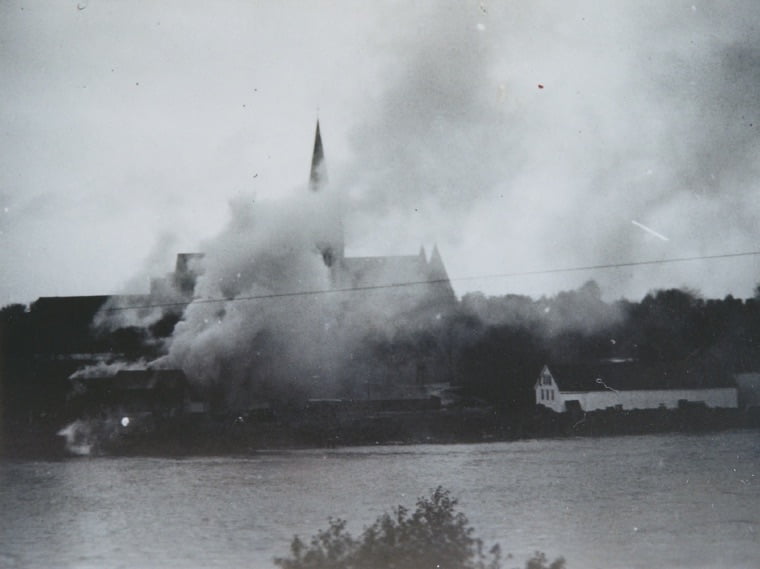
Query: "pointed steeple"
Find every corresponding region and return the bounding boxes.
[309,120,327,191]
[306,120,343,273]
[428,244,444,275]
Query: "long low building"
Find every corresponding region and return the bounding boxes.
[535,361,739,413]
[72,369,208,419]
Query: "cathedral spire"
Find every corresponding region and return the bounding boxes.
[307,120,343,271]
[309,120,327,191]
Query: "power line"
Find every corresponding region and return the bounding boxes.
[104,249,760,312]
[455,250,760,282]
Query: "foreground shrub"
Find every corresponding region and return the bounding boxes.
[274,486,565,569]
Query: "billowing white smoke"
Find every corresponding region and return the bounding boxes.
[151,190,367,405]
[80,0,760,407]
[339,1,760,301]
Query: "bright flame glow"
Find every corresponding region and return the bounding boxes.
[121,416,130,427]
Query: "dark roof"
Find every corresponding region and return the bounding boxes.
[29,295,150,355]
[32,295,111,310]
[547,360,736,392]
[338,253,457,311]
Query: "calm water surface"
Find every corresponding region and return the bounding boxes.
[1,431,758,569]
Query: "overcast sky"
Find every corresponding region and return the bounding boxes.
[2,0,759,306]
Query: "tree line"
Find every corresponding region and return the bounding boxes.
[358,281,760,411]
[2,281,759,427]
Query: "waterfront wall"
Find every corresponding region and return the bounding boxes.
[557,387,738,412]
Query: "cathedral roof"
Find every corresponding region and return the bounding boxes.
[341,254,432,288]
[337,252,456,309]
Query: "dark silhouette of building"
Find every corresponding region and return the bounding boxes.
[3,122,458,426]
[73,369,201,419]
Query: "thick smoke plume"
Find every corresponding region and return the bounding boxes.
[131,185,444,406]
[152,192,347,405]
[339,1,760,300]
[3,2,759,306]
[338,5,515,256]
[77,1,760,408]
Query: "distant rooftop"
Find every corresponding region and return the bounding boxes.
[546,360,736,391]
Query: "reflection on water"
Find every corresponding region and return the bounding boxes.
[1,431,758,569]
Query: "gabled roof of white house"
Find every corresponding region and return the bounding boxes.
[545,360,736,392]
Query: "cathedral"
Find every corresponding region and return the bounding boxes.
[11,123,460,423]
[160,121,457,316]
[142,121,459,398]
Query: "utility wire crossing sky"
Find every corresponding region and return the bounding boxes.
[2,1,759,304]
[104,250,760,313]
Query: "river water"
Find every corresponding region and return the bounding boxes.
[1,431,758,569]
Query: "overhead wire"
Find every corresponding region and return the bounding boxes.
[102,249,760,312]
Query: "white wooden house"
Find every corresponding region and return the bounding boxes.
[535,362,738,413]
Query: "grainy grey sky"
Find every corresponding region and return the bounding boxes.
[2,0,759,305]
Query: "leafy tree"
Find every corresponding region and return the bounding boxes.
[274,487,564,569]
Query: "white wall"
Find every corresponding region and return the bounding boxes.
[535,366,739,412]
[535,366,564,412]
[550,388,738,412]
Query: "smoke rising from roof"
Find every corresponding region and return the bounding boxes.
[53,1,757,408]
[339,6,516,254]
[3,1,758,304]
[151,193,344,403]
[133,187,452,405]
[338,1,760,300]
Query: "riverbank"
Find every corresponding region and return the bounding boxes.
[3,404,759,459]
